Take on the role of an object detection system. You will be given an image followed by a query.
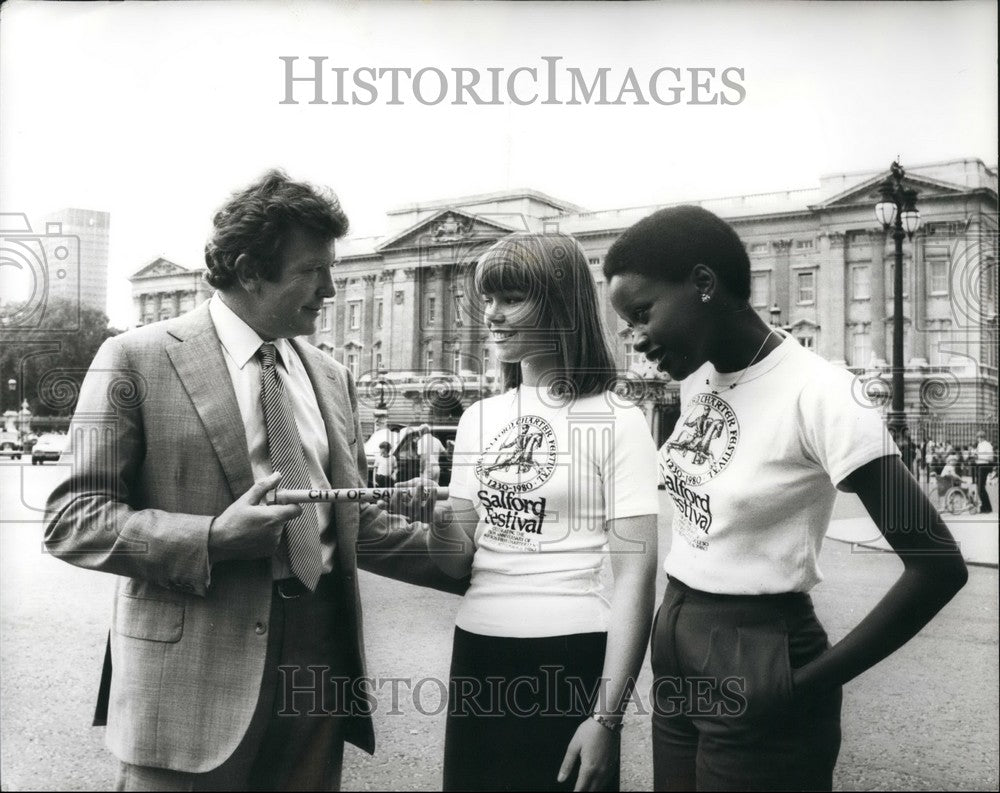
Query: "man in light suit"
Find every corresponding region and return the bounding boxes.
[44,170,464,791]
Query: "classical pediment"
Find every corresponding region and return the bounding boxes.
[130,257,193,280]
[376,209,517,253]
[810,171,970,211]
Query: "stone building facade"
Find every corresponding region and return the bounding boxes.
[129,159,998,442]
[129,257,213,326]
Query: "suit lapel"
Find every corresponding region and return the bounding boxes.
[166,303,254,500]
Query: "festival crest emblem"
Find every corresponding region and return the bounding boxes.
[661,393,738,486]
[476,415,557,493]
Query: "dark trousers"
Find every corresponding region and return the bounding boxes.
[443,627,617,792]
[976,464,993,512]
[651,577,842,792]
[117,575,352,792]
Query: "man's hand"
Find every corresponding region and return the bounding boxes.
[381,477,439,523]
[208,472,301,565]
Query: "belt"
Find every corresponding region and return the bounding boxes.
[274,573,338,600]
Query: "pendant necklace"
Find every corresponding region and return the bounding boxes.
[706,329,778,396]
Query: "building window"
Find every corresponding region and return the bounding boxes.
[346,353,359,380]
[624,341,637,370]
[795,239,814,250]
[321,304,332,331]
[851,330,871,368]
[796,271,815,304]
[796,334,815,350]
[427,296,437,324]
[750,242,768,254]
[373,350,383,372]
[588,257,601,266]
[425,348,434,373]
[928,259,949,295]
[851,265,871,300]
[375,300,383,328]
[750,272,771,308]
[348,301,361,329]
[482,346,490,374]
[160,311,171,321]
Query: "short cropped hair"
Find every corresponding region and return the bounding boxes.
[475,233,616,398]
[602,205,751,302]
[204,169,349,289]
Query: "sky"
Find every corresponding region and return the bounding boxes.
[1,0,997,328]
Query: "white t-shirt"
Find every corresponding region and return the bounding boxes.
[450,386,659,637]
[659,334,899,595]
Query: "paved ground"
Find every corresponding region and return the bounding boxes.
[1,460,997,791]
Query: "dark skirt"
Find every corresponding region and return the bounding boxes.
[443,626,618,792]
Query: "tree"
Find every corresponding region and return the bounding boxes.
[0,298,121,417]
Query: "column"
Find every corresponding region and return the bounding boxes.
[333,278,348,363]
[818,232,847,364]
[869,231,887,366]
[390,268,418,370]
[133,296,143,326]
[773,239,792,323]
[378,270,395,370]
[362,274,377,374]
[911,235,928,365]
[172,291,181,317]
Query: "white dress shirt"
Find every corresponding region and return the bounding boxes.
[209,293,335,578]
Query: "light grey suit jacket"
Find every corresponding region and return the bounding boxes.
[44,301,466,773]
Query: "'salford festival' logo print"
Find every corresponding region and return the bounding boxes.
[659,393,739,550]
[474,416,557,551]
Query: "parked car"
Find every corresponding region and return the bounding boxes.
[31,433,68,465]
[0,430,22,460]
[366,424,458,487]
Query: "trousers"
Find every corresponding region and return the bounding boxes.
[651,577,842,791]
[116,574,351,792]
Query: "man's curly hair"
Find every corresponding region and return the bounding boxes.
[204,169,349,289]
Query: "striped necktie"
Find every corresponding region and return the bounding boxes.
[257,342,322,590]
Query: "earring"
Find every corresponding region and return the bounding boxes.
[700,293,711,303]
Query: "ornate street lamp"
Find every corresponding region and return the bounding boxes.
[374,369,389,413]
[875,160,920,443]
[768,303,782,328]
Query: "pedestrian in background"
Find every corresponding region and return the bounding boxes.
[975,430,995,513]
[374,441,396,488]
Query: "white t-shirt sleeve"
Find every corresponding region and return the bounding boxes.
[449,402,481,502]
[602,404,660,521]
[797,367,900,489]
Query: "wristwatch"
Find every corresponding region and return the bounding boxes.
[591,713,624,733]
